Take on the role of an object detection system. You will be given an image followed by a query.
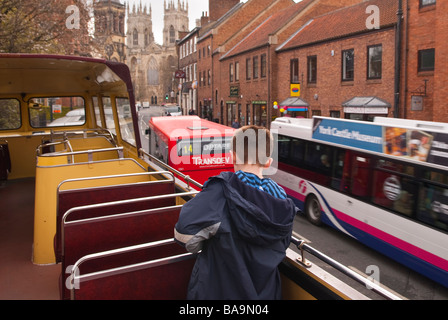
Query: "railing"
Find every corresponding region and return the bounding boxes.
[290,235,405,300]
[49,128,118,147]
[61,190,199,256]
[138,148,203,190]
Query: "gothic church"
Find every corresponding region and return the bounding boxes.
[126,0,189,105]
[94,0,189,105]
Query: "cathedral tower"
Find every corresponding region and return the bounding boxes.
[126,1,154,50]
[163,0,189,47]
[94,0,126,62]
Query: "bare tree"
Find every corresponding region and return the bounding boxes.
[0,0,93,55]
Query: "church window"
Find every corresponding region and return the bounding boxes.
[133,29,138,46]
[147,58,159,86]
[170,26,175,43]
[131,57,137,73]
[145,29,149,46]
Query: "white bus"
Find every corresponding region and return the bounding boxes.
[271,116,448,288]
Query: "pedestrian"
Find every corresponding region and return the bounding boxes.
[174,125,296,300]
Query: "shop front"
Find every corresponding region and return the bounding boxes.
[342,96,391,121]
[278,97,310,118]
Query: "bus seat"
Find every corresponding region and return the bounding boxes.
[0,142,11,182]
[71,242,196,300]
[33,158,150,265]
[60,205,182,299]
[54,179,175,262]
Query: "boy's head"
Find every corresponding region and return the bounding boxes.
[231,125,274,168]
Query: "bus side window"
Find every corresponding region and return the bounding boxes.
[278,135,291,163]
[331,149,345,190]
[418,173,448,232]
[290,139,304,165]
[350,154,372,199]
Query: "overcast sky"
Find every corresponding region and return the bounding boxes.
[126,0,210,44]
[125,0,301,44]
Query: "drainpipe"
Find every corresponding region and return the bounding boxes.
[394,0,403,118]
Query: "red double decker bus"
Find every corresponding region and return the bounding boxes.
[148,116,235,185]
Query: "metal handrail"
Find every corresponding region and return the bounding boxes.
[37,139,75,163]
[290,236,405,300]
[57,170,175,193]
[49,128,117,147]
[138,148,203,190]
[60,190,199,255]
[38,146,124,162]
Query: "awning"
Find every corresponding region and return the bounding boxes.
[279,97,310,112]
[342,96,390,114]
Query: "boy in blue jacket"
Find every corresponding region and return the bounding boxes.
[174,125,296,300]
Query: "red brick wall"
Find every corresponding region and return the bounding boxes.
[403,0,447,122]
[214,0,367,125]
[278,28,396,118]
[404,0,436,121]
[433,0,448,122]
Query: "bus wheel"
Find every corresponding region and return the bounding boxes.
[305,195,322,226]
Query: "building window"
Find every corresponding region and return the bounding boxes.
[253,56,259,79]
[169,26,175,43]
[342,49,354,81]
[307,56,317,83]
[144,28,149,47]
[235,61,240,82]
[229,63,234,82]
[367,44,382,79]
[418,49,435,72]
[420,0,435,7]
[147,58,159,85]
[246,58,252,80]
[133,29,138,46]
[290,58,299,83]
[261,54,267,78]
[330,111,341,118]
[208,69,211,85]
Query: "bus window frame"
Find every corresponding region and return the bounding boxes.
[28,96,86,128]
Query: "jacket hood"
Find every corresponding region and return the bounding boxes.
[209,171,295,246]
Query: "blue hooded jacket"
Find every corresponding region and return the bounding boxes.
[174,171,296,300]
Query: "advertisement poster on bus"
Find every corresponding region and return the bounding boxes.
[312,117,448,167]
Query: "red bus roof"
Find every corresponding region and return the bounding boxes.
[150,116,235,140]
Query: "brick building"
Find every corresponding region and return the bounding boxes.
[402,0,447,122]
[218,0,363,127]
[184,0,447,125]
[196,0,293,122]
[275,0,398,121]
[177,26,201,114]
